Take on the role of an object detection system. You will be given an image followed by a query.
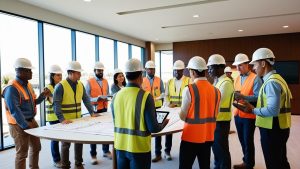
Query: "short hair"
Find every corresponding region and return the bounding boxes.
[67,70,75,75]
[191,69,205,77]
[125,71,142,81]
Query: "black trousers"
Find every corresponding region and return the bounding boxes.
[179,140,213,169]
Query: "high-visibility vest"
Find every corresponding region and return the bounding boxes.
[142,76,162,107]
[60,80,83,120]
[2,80,36,124]
[182,80,221,143]
[113,87,151,153]
[45,84,58,121]
[233,72,257,119]
[167,76,190,107]
[256,74,292,129]
[88,78,108,110]
[215,76,234,121]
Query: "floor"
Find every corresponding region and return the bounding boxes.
[1,116,300,169]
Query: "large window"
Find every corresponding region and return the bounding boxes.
[155,51,173,83]
[99,37,114,85]
[117,42,129,71]
[0,13,39,148]
[132,45,142,61]
[155,52,161,77]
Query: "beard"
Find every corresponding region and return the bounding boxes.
[96,73,103,79]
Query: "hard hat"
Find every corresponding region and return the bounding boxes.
[94,62,104,70]
[173,60,185,70]
[66,61,83,72]
[207,54,226,66]
[145,60,155,69]
[186,56,207,71]
[113,68,123,76]
[125,59,143,72]
[232,53,249,66]
[224,66,232,73]
[250,48,275,65]
[49,65,63,74]
[14,58,34,69]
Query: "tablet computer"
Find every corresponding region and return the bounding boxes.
[156,110,169,124]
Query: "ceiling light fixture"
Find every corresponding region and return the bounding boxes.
[193,14,199,18]
[283,25,289,28]
[238,29,244,32]
[83,0,92,2]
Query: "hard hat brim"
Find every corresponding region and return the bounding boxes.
[232,60,249,66]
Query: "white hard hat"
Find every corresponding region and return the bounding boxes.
[94,62,104,70]
[113,68,123,76]
[224,66,232,73]
[250,48,275,65]
[14,58,34,69]
[67,61,83,72]
[187,56,208,71]
[145,60,155,69]
[173,60,185,70]
[207,54,226,66]
[49,65,63,74]
[125,59,143,72]
[232,53,249,66]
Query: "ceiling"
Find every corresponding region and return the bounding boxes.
[20,0,300,43]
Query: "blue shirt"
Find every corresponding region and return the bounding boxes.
[240,71,263,103]
[111,83,122,95]
[146,75,165,93]
[3,77,45,129]
[253,70,282,117]
[53,78,94,122]
[85,76,110,103]
[111,83,163,133]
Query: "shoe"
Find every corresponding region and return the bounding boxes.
[152,155,162,162]
[229,130,236,134]
[233,162,247,169]
[53,161,62,168]
[103,151,113,160]
[90,156,98,165]
[164,152,172,161]
[74,164,85,169]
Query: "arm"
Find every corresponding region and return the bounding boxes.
[53,84,65,122]
[179,86,191,121]
[244,76,263,102]
[111,84,119,95]
[82,85,95,115]
[156,79,165,100]
[144,94,164,133]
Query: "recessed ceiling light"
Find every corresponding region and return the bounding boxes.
[155,38,159,41]
[83,0,92,2]
[283,25,289,28]
[238,29,244,32]
[193,14,199,18]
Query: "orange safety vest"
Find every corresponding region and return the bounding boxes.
[233,72,256,119]
[3,80,37,124]
[88,77,108,110]
[142,76,162,107]
[182,80,221,143]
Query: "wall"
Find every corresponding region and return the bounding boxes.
[155,43,173,51]
[173,32,300,115]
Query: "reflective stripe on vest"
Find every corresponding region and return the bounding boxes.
[168,76,190,107]
[45,84,58,121]
[215,77,234,121]
[142,76,162,107]
[88,78,108,110]
[60,80,83,120]
[113,87,151,153]
[256,74,292,129]
[182,80,221,143]
[3,80,37,124]
[233,72,256,119]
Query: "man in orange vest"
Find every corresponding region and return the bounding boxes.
[2,58,50,169]
[179,56,221,169]
[141,60,166,162]
[85,61,111,164]
[232,54,263,169]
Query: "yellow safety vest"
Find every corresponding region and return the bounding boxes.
[167,76,190,107]
[215,76,234,121]
[113,87,151,153]
[60,80,83,120]
[45,84,58,121]
[256,74,292,129]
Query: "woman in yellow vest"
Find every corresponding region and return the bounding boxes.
[45,65,63,168]
[235,48,292,169]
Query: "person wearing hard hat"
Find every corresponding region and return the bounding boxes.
[111,68,126,95]
[2,58,51,169]
[85,61,112,164]
[45,65,63,168]
[233,48,292,169]
[111,58,168,169]
[179,56,221,169]
[231,53,263,169]
[224,66,234,82]
[53,61,97,169]
[207,54,234,169]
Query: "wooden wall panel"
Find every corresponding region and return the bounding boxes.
[173,32,300,115]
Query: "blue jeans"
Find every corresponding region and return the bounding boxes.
[49,120,61,163]
[234,116,255,168]
[154,134,173,156]
[212,121,231,169]
[116,150,151,169]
